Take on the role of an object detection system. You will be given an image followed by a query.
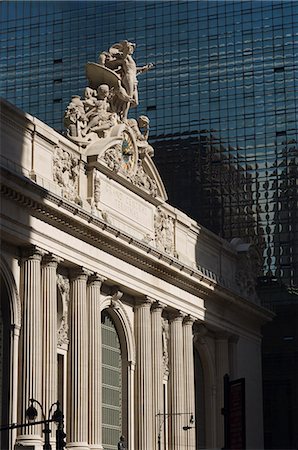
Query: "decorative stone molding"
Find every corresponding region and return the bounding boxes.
[231,238,261,302]
[161,317,169,381]
[57,274,70,347]
[53,145,82,205]
[194,323,208,345]
[154,208,175,255]
[88,273,105,287]
[20,244,45,262]
[110,286,123,309]
[0,255,22,327]
[89,170,101,215]
[62,41,167,201]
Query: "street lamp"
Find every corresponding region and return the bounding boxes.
[156,412,194,450]
[182,414,195,431]
[26,399,64,450]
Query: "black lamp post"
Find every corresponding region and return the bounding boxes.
[26,399,64,450]
[156,412,195,450]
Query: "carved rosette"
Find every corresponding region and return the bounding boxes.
[154,208,175,255]
[53,146,81,205]
[57,274,70,347]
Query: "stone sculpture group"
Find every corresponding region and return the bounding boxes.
[64,40,154,151]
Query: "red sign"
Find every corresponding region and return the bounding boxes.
[229,378,246,449]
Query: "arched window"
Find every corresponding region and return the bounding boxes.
[0,274,11,449]
[101,310,126,450]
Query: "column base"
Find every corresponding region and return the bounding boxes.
[89,445,104,450]
[15,434,43,450]
[66,443,89,450]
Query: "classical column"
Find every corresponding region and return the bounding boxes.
[17,246,44,448]
[169,312,185,450]
[87,274,105,450]
[215,332,230,449]
[134,298,153,450]
[11,325,21,450]
[128,360,135,450]
[67,268,89,450]
[183,316,196,450]
[41,254,60,442]
[151,302,164,450]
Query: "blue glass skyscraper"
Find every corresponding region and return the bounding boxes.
[1,1,297,448]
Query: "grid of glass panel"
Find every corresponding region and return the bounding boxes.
[0,0,297,286]
[102,311,122,450]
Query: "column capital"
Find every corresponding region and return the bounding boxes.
[215,331,230,341]
[88,273,106,287]
[20,245,45,261]
[194,323,208,345]
[134,296,153,309]
[183,315,196,326]
[168,310,185,322]
[42,253,63,268]
[69,267,92,282]
[229,333,239,344]
[151,301,166,312]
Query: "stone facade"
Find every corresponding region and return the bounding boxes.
[0,97,273,450]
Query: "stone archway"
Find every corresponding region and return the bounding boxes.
[0,257,21,449]
[100,299,135,450]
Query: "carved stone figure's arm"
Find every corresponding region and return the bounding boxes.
[136,63,154,75]
[105,57,123,71]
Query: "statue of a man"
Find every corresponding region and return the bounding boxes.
[100,40,154,118]
[117,435,126,450]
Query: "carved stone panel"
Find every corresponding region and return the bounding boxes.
[53,146,81,205]
[154,207,175,255]
[57,274,70,347]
